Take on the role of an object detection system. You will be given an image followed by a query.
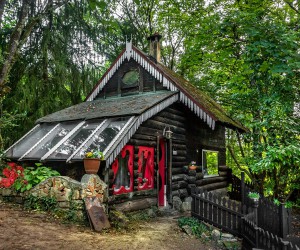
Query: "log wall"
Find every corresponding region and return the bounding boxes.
[108,102,230,210]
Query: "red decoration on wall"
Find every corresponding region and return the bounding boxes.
[137,146,154,190]
[112,145,134,195]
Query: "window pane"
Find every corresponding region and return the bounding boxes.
[73,117,129,159]
[23,122,78,159]
[47,120,103,160]
[202,150,219,176]
[5,124,56,159]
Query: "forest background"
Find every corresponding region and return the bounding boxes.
[0,0,299,203]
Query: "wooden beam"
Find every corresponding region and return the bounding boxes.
[195,176,227,186]
[114,197,157,212]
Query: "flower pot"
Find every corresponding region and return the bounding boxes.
[83,158,101,174]
[189,165,197,170]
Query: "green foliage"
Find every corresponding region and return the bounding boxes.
[24,195,57,211]
[14,163,60,192]
[1,0,300,202]
[178,217,209,238]
[21,164,60,192]
[248,192,260,199]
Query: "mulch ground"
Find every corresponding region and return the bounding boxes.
[286,208,300,247]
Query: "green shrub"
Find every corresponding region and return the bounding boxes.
[24,195,57,211]
[178,217,208,238]
[16,163,60,192]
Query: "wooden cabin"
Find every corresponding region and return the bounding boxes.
[5,34,247,211]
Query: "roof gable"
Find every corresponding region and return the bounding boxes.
[86,40,247,132]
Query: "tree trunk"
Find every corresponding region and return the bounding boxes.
[0,0,6,28]
[0,0,30,95]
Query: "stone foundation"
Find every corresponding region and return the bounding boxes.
[0,175,108,222]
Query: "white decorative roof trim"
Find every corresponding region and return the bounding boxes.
[179,92,215,130]
[87,47,216,130]
[104,94,179,166]
[87,48,128,101]
[125,39,132,61]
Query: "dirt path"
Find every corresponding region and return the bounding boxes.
[0,201,217,250]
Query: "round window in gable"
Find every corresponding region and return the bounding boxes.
[122,70,139,86]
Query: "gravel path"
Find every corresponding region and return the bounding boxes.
[0,201,217,250]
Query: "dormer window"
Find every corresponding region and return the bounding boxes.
[122,70,139,88]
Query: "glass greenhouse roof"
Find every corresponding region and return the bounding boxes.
[5,116,134,163]
[5,91,179,166]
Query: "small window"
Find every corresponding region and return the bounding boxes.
[202,150,219,177]
[122,70,139,87]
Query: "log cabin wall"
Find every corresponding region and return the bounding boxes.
[103,60,229,210]
[108,102,229,210]
[184,105,228,192]
[108,103,187,210]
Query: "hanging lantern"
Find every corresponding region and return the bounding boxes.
[163,127,173,139]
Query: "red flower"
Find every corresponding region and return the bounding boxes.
[7,162,16,168]
[2,168,10,178]
[16,166,23,172]
[0,178,12,188]
[9,171,17,180]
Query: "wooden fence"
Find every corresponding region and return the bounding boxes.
[242,216,299,250]
[191,182,298,250]
[191,188,245,237]
[229,172,291,238]
[257,195,292,238]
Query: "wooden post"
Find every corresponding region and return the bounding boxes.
[279,204,289,238]
[252,198,259,226]
[156,135,160,206]
[241,172,245,212]
[167,138,173,205]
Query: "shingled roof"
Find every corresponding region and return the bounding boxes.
[156,63,246,131]
[85,41,247,132]
[37,91,177,123]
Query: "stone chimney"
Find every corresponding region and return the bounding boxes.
[147,33,162,63]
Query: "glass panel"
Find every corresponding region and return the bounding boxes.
[122,70,139,86]
[5,124,56,159]
[73,117,129,159]
[23,122,78,159]
[202,150,219,176]
[47,120,103,160]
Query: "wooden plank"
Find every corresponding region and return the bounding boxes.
[151,116,186,129]
[196,176,227,186]
[144,120,186,134]
[166,106,185,116]
[114,197,157,212]
[158,110,186,123]
[84,197,110,232]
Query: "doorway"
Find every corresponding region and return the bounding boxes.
[158,138,169,206]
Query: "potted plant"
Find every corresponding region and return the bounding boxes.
[248,192,260,203]
[83,150,104,174]
[189,161,197,170]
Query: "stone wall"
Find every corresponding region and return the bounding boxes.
[0,174,108,222]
